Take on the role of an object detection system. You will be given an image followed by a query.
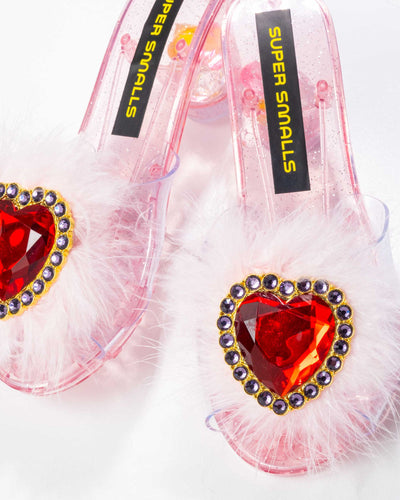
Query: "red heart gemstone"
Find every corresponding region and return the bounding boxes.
[235,291,335,397]
[0,200,55,300]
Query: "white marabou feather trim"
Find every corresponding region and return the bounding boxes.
[0,133,159,392]
[163,178,400,472]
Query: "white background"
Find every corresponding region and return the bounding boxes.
[0,0,399,498]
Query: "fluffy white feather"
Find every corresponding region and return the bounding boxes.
[163,178,400,473]
[0,132,164,393]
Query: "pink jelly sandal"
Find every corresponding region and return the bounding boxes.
[211,0,400,473]
[165,0,400,474]
[0,0,224,395]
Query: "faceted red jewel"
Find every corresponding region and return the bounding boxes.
[235,292,335,397]
[0,200,55,300]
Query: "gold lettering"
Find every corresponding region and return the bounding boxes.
[284,160,296,173]
[135,73,146,86]
[281,140,293,150]
[138,52,152,73]
[272,50,284,61]
[123,0,179,122]
[273,62,285,74]
[278,103,290,118]
[276,91,288,104]
[155,14,167,24]
[278,114,291,125]
[129,96,139,106]
[268,23,300,176]
[269,26,282,38]
[129,88,142,102]
[151,24,163,36]
[126,106,137,118]
[163,3,172,14]
[274,73,286,86]
[145,40,156,52]
[280,126,292,140]
[270,37,282,50]
[282,150,295,161]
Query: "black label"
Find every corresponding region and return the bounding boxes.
[255,10,310,194]
[112,0,184,138]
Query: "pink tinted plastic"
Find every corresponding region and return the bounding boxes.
[80,0,224,176]
[4,0,224,395]
[213,0,393,474]
[0,162,178,395]
[223,0,358,223]
[187,24,228,122]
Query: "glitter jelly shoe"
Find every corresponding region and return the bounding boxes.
[0,0,223,394]
[210,0,400,473]
[165,0,400,474]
